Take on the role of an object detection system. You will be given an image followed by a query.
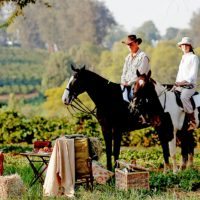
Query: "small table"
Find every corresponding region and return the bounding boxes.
[20,152,51,187]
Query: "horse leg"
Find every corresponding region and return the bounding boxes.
[102,128,113,171]
[113,129,122,167]
[98,116,113,170]
[169,130,178,173]
[160,142,170,173]
[156,112,174,173]
[187,130,195,168]
[179,131,188,170]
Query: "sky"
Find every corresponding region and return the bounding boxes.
[100,0,200,35]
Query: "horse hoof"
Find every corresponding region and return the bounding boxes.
[163,164,171,174]
[187,163,194,169]
[187,154,194,168]
[173,167,178,174]
[179,165,186,171]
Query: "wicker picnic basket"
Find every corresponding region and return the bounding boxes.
[115,160,149,191]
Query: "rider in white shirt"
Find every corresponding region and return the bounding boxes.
[175,37,199,131]
[121,35,150,100]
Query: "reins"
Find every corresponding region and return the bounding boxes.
[64,88,97,118]
[72,97,97,117]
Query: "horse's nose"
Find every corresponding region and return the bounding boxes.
[62,96,67,104]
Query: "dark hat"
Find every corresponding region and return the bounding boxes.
[122,35,142,45]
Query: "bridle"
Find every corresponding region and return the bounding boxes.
[64,88,97,118]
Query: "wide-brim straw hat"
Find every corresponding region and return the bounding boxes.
[177,37,194,48]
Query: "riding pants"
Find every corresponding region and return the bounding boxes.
[176,87,195,113]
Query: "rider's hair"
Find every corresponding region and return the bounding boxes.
[189,45,195,54]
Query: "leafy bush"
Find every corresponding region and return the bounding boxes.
[150,169,200,191]
[0,110,102,144]
[0,109,200,148]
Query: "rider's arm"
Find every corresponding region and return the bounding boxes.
[175,55,199,87]
[138,56,150,75]
[175,80,191,87]
[121,56,129,85]
[185,55,199,84]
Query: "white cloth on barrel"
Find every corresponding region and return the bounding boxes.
[43,137,75,197]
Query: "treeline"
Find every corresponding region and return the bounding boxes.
[1,40,200,107]
[1,1,200,50]
[1,0,200,112]
[2,0,117,50]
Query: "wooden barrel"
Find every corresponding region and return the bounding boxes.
[74,138,90,176]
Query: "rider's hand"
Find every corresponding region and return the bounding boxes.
[175,80,189,87]
[122,82,129,86]
[175,82,180,87]
[170,85,176,92]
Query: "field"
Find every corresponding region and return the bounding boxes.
[2,146,200,200]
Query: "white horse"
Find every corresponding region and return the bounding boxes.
[133,70,199,173]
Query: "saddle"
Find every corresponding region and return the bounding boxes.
[174,90,200,110]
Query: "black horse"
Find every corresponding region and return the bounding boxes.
[62,65,172,170]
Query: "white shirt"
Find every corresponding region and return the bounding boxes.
[121,49,150,86]
[176,52,199,85]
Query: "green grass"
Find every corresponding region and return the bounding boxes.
[2,147,200,199]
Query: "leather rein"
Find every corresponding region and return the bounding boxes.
[64,88,97,118]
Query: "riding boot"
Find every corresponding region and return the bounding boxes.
[186,112,196,131]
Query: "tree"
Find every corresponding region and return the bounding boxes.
[176,29,191,41]
[136,20,161,43]
[6,0,116,49]
[189,9,200,47]
[42,85,67,118]
[0,0,38,9]
[91,0,116,44]
[41,52,72,90]
[164,27,179,40]
[0,0,50,28]
[102,25,127,49]
[150,41,181,84]
[68,42,102,71]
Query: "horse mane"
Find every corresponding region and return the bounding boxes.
[82,69,117,86]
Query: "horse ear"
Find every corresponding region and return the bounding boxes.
[81,65,86,70]
[147,70,151,79]
[71,64,79,72]
[136,69,141,77]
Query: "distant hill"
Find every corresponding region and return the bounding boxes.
[0,47,49,102]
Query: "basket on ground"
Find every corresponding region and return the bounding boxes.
[115,160,149,191]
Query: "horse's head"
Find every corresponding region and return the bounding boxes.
[131,70,154,117]
[133,70,152,97]
[131,70,164,126]
[62,65,86,105]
